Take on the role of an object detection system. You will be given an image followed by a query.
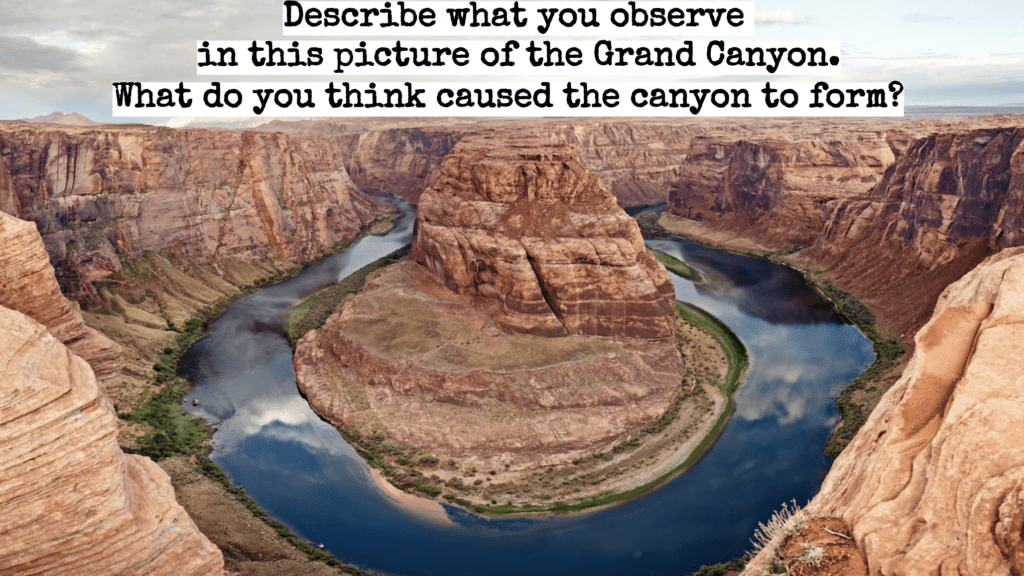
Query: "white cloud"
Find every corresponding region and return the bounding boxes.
[755,9,808,26]
[902,13,951,23]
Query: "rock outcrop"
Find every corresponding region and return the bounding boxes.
[411,131,676,340]
[666,134,898,249]
[294,259,686,469]
[0,211,122,393]
[0,122,388,299]
[0,304,225,575]
[795,248,1024,575]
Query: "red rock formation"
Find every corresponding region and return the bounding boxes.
[294,260,686,469]
[0,304,225,576]
[793,248,1024,575]
[665,132,898,249]
[798,124,1024,337]
[0,123,389,296]
[0,211,122,394]
[411,131,676,340]
[337,127,459,202]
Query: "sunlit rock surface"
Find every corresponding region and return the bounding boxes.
[0,122,388,299]
[800,248,1024,575]
[0,211,122,394]
[411,131,676,339]
[0,304,225,576]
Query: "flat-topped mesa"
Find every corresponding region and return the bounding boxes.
[411,133,676,340]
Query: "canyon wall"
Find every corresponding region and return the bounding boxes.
[664,130,899,248]
[661,116,1024,337]
[334,120,708,206]
[797,123,1024,337]
[794,247,1024,575]
[411,131,676,339]
[0,303,225,576]
[0,122,388,299]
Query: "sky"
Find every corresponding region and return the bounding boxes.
[1,0,1023,122]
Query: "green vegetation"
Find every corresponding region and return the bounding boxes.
[811,277,905,457]
[651,249,702,282]
[689,558,749,576]
[196,453,372,574]
[112,229,403,574]
[676,302,748,397]
[637,209,905,459]
[637,211,805,263]
[287,246,410,345]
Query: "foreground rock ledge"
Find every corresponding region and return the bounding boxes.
[0,305,225,576]
[411,131,676,339]
[743,247,1024,575]
[294,260,686,471]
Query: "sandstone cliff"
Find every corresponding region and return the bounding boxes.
[411,131,676,339]
[332,119,705,206]
[665,133,898,249]
[782,248,1024,575]
[0,211,122,393]
[653,116,1024,338]
[0,122,388,299]
[797,123,1024,337]
[0,304,225,575]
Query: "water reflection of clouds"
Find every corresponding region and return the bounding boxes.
[735,324,874,424]
[212,388,349,458]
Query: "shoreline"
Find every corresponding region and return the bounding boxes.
[638,208,907,458]
[314,288,750,518]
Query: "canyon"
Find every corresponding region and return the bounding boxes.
[0,122,389,301]
[2,112,1024,574]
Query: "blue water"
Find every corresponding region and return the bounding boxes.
[182,200,874,575]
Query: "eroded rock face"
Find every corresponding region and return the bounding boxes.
[796,125,1024,338]
[0,211,122,394]
[294,260,686,469]
[803,248,1024,575]
[665,132,899,249]
[411,132,676,340]
[0,123,388,298]
[0,304,224,576]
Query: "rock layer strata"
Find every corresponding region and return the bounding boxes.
[294,260,686,469]
[411,132,676,339]
[798,125,1024,337]
[0,122,387,299]
[0,304,225,575]
[795,248,1024,575]
[0,211,122,393]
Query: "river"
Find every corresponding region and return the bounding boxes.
[181,198,874,575]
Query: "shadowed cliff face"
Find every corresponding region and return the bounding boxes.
[0,123,388,300]
[796,125,1024,338]
[335,120,709,206]
[665,134,898,249]
[411,131,677,340]
[658,117,1024,338]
